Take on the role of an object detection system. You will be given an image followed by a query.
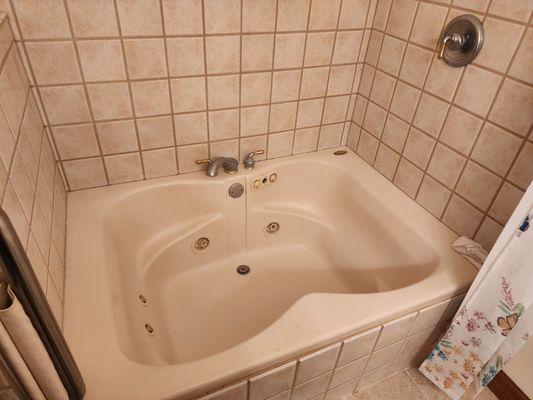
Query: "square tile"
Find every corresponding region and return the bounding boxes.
[489,0,533,22]
[439,106,483,155]
[241,106,269,136]
[362,102,387,138]
[116,0,162,36]
[471,123,522,176]
[207,75,239,110]
[249,361,296,400]
[131,80,171,117]
[358,65,375,97]
[508,28,533,85]
[77,40,126,82]
[297,98,324,128]
[63,158,107,190]
[475,218,503,251]
[300,67,329,99]
[456,162,502,211]
[242,72,271,106]
[167,37,205,77]
[272,70,301,102]
[332,31,363,65]
[26,41,80,85]
[386,0,418,39]
[508,142,533,190]
[243,0,276,32]
[409,2,447,48]
[52,124,99,159]
[370,71,396,109]
[413,93,449,137]
[242,34,274,72]
[489,79,533,137]
[403,128,435,169]
[454,66,502,117]
[377,35,406,76]
[96,120,138,154]
[276,0,311,32]
[427,143,466,189]
[323,96,349,124]
[389,81,421,123]
[142,148,177,179]
[357,130,379,163]
[329,356,368,389]
[269,102,297,132]
[68,0,119,37]
[87,82,132,120]
[204,0,241,34]
[177,143,208,173]
[376,313,417,350]
[318,123,344,149]
[174,112,208,145]
[425,57,463,102]
[393,158,423,198]
[274,33,306,69]
[124,39,167,79]
[293,127,319,154]
[13,0,70,39]
[268,131,294,158]
[325,378,358,400]
[309,0,341,30]
[371,0,391,31]
[206,36,240,74]
[339,0,369,29]
[162,0,203,35]
[137,116,174,149]
[200,381,247,400]
[365,31,384,67]
[399,45,433,88]
[208,109,239,140]
[210,139,239,159]
[291,372,332,400]
[240,135,268,160]
[489,182,524,225]
[382,114,409,152]
[374,144,400,180]
[356,363,390,391]
[443,195,484,237]
[411,299,450,334]
[171,77,206,113]
[416,175,452,218]
[305,33,335,67]
[40,85,91,125]
[366,340,403,372]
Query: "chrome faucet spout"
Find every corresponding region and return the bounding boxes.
[196,157,238,177]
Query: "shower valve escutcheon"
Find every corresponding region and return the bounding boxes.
[437,14,484,67]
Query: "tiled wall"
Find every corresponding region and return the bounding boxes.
[194,295,462,400]
[347,0,533,251]
[0,14,67,325]
[0,0,377,191]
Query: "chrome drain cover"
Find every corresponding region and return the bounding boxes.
[236,265,250,275]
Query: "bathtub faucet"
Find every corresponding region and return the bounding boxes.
[196,157,239,177]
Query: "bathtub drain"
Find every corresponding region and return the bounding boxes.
[236,265,250,275]
[145,323,154,336]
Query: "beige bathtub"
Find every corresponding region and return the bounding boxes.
[64,148,476,400]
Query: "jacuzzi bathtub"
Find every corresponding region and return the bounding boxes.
[64,148,476,400]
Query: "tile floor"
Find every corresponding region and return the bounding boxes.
[348,368,499,400]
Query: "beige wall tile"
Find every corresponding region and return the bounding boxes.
[116,0,162,36]
[328,65,356,96]
[333,31,363,65]
[131,80,171,117]
[297,98,324,128]
[242,72,271,106]
[374,143,399,180]
[243,0,276,33]
[318,123,344,149]
[393,158,423,198]
[207,75,239,110]
[208,109,239,140]
[402,128,435,169]
[386,0,417,39]
[357,130,379,164]
[339,0,370,29]
[377,35,406,76]
[274,33,305,69]
[137,116,174,149]
[162,0,203,35]
[410,2,447,48]
[87,82,132,120]
[365,340,402,372]
[124,39,167,79]
[204,0,241,34]
[171,77,206,113]
[381,114,409,153]
[323,96,349,124]
[104,152,143,184]
[300,67,329,99]
[454,66,502,117]
[489,0,533,22]
[507,142,533,190]
[177,143,208,173]
[370,71,396,108]
[309,0,341,31]
[0,51,30,133]
[249,361,296,400]
[373,0,392,31]
[424,57,463,102]
[292,372,331,400]
[389,81,420,122]
[240,135,267,160]
[206,36,240,74]
[456,162,501,211]
[63,157,107,190]
[200,382,247,400]
[452,0,489,12]
[439,106,483,155]
[269,102,297,132]
[474,217,503,251]
[427,143,466,188]
[52,124,99,159]
[268,131,295,158]
[272,70,301,102]
[241,106,269,136]
[330,356,367,390]
[508,28,532,85]
[489,182,524,225]
[174,112,208,145]
[277,0,311,32]
[167,38,205,77]
[413,93,449,137]
[296,344,340,385]
[242,34,274,72]
[40,85,90,125]
[416,175,451,217]
[96,120,138,154]
[210,139,239,159]
[142,148,177,179]
[489,79,533,137]
[77,40,126,82]
[362,102,387,138]
[26,41,80,85]
[365,31,384,67]
[399,45,433,88]
[293,127,319,154]
[67,0,119,38]
[13,0,70,39]
[471,123,522,176]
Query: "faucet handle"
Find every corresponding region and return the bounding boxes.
[244,150,264,169]
[196,158,211,165]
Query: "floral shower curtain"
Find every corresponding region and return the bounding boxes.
[420,182,533,400]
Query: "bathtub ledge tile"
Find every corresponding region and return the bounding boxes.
[329,355,368,389]
[198,381,248,400]
[365,340,403,372]
[410,299,451,334]
[355,363,391,392]
[249,361,296,400]
[324,377,358,400]
[296,343,341,384]
[375,312,417,350]
[337,326,381,366]
[291,371,332,400]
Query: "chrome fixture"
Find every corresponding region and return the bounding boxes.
[265,222,280,234]
[437,14,483,67]
[244,150,265,169]
[145,323,154,335]
[138,294,148,305]
[334,150,347,155]
[196,157,239,177]
[194,237,210,250]
[228,182,244,198]
[236,265,251,275]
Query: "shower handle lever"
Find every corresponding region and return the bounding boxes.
[438,32,465,59]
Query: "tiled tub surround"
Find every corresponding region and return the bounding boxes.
[195,296,461,400]
[347,0,533,252]
[0,0,377,190]
[0,15,67,324]
[64,149,475,399]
